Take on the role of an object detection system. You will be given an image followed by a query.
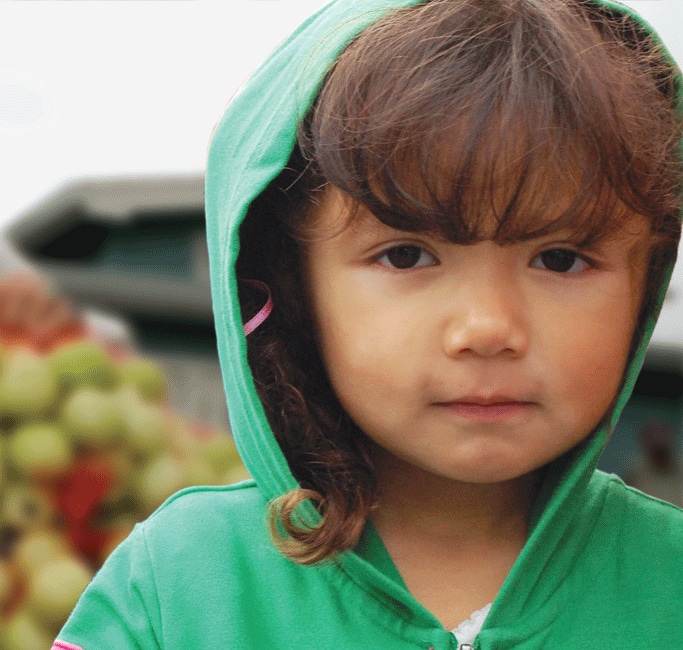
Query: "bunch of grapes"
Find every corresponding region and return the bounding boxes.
[0,327,248,649]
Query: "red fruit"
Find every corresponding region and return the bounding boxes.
[36,321,88,353]
[0,325,39,352]
[53,458,114,563]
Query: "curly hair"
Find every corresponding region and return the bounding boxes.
[236,0,683,564]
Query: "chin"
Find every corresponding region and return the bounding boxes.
[436,456,543,485]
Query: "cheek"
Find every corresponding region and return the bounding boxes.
[322,346,396,439]
[314,279,412,378]
[315,302,421,428]
[548,291,637,427]
[321,323,404,401]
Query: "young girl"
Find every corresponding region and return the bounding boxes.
[54,0,683,647]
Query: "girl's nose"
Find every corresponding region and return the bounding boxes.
[442,282,529,359]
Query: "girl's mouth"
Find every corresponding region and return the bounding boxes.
[435,399,535,422]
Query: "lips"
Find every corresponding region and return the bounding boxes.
[434,396,536,422]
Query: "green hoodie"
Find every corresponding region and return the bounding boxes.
[55,1,683,648]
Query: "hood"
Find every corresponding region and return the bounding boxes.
[205,0,682,629]
[206,0,428,501]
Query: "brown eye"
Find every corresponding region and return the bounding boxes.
[532,249,588,273]
[379,246,436,269]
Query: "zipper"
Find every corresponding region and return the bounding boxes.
[429,643,474,650]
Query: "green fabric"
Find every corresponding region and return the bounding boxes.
[55,475,683,648]
[56,1,683,648]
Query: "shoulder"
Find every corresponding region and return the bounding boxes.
[150,478,266,518]
[600,471,683,521]
[594,471,683,554]
[141,479,267,534]
[53,482,286,648]
[114,480,302,598]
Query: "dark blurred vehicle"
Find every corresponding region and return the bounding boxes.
[3,174,228,429]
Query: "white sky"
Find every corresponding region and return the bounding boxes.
[0,0,681,347]
[0,0,330,227]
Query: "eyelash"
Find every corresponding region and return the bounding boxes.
[530,248,594,274]
[375,244,595,274]
[375,245,438,270]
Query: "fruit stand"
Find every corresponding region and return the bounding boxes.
[4,174,230,430]
[0,322,248,648]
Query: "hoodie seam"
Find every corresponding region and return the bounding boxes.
[331,555,447,646]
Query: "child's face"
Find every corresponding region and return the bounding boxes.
[304,186,649,485]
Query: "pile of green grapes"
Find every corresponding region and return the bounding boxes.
[0,336,247,649]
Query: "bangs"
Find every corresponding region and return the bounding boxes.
[333,109,631,247]
[300,0,682,247]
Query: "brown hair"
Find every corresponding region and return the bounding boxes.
[237,0,683,564]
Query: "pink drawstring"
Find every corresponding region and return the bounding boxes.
[243,280,273,336]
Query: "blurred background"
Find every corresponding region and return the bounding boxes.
[0,2,335,646]
[0,0,332,429]
[0,1,681,645]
